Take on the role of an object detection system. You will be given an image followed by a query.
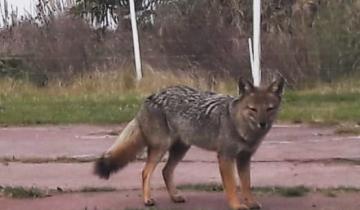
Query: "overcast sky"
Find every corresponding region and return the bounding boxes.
[3,0,35,15]
[0,0,34,27]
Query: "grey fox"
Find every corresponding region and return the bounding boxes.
[94,77,285,210]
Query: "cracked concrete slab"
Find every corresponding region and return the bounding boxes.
[1,161,359,191]
[1,124,359,163]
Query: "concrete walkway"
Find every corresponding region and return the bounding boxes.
[1,124,359,190]
[0,124,359,210]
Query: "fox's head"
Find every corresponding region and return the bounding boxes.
[230,77,285,141]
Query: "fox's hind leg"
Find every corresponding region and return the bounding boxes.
[162,141,190,203]
[142,146,167,206]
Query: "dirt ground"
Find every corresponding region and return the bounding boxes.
[0,124,360,210]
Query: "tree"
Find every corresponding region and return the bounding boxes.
[72,0,167,28]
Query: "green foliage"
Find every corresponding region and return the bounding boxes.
[0,58,26,79]
[72,0,159,27]
[0,58,47,86]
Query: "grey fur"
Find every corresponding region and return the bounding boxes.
[137,83,282,158]
[95,78,284,209]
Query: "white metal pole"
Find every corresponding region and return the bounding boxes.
[248,38,254,73]
[129,0,142,80]
[252,0,261,86]
[150,3,155,25]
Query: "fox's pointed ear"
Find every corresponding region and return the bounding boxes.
[238,78,254,95]
[268,77,285,96]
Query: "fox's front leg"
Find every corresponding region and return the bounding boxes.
[162,142,190,203]
[218,155,249,210]
[237,155,261,209]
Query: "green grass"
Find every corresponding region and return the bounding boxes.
[2,90,360,125]
[0,93,141,125]
[0,186,46,198]
[280,91,360,124]
[2,74,360,125]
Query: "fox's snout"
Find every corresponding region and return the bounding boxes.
[258,122,267,129]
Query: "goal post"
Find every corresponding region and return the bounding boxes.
[128,0,261,83]
[129,0,143,81]
[249,0,261,87]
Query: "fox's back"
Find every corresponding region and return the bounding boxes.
[140,86,233,149]
[144,85,232,120]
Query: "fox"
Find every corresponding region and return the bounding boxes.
[94,77,285,210]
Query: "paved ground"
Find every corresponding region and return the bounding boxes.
[2,190,360,210]
[0,124,360,210]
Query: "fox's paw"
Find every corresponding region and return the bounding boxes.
[144,198,156,206]
[246,201,262,209]
[171,195,186,203]
[233,204,250,210]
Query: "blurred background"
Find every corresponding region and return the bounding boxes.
[1,0,359,87]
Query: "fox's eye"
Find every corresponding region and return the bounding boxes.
[247,106,257,112]
[267,106,275,112]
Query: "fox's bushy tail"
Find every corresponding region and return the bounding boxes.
[94,119,145,179]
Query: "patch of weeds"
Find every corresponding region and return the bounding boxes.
[322,190,337,197]
[255,186,311,197]
[318,187,360,197]
[83,207,116,210]
[329,186,360,193]
[125,208,180,210]
[334,125,360,135]
[79,186,116,193]
[330,158,360,165]
[0,155,97,164]
[178,183,223,192]
[125,208,207,210]
[178,183,311,197]
[253,186,278,195]
[275,186,310,197]
[124,208,158,210]
[0,186,46,198]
